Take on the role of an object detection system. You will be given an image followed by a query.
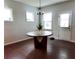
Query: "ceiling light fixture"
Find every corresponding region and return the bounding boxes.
[37,0,43,30]
[37,0,44,15]
[37,0,44,23]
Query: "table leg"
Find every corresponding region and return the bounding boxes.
[41,36,47,49]
[34,36,47,49]
[34,37,39,48]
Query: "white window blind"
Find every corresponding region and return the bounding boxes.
[43,12,52,29]
[26,11,34,22]
[59,13,70,27]
[4,8,13,21]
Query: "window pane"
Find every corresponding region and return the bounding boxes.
[43,21,52,29]
[43,12,52,29]
[4,8,13,21]
[60,13,70,27]
[43,13,52,21]
[26,12,34,22]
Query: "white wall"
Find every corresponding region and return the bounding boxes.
[41,1,75,42]
[4,0,75,45]
[4,0,38,45]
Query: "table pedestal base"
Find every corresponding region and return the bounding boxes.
[34,36,47,49]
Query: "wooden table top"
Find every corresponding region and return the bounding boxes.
[26,30,53,37]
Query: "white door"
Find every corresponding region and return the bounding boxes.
[58,12,72,41]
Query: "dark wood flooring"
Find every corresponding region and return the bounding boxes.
[4,39,75,59]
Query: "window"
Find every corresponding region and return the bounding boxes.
[59,13,70,27]
[43,12,52,29]
[4,8,13,21]
[26,11,34,22]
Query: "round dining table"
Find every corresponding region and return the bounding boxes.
[26,30,53,49]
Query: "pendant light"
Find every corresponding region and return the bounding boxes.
[37,0,44,15]
[37,0,43,30]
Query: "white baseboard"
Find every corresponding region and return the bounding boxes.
[4,37,33,46]
[61,39,75,43]
[5,37,75,46]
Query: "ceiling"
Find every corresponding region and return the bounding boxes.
[14,0,69,7]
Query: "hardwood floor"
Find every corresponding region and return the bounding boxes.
[4,39,75,59]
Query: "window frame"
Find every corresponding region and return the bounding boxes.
[42,12,52,30]
[59,13,70,27]
[4,8,13,21]
[26,11,34,22]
